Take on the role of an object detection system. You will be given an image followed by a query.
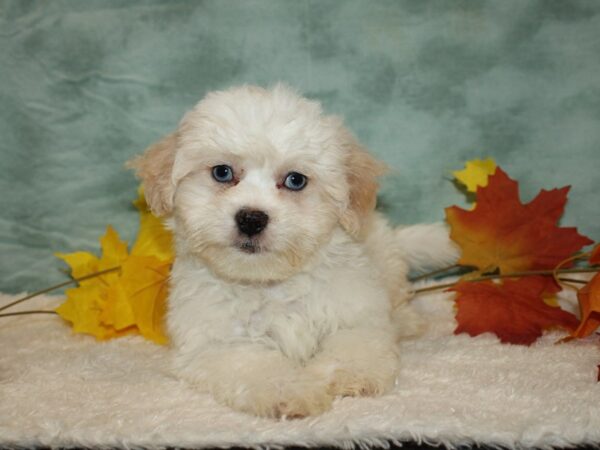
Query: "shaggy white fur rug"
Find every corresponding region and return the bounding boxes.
[1,286,599,449]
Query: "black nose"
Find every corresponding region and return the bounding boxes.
[235,209,269,237]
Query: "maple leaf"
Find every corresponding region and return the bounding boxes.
[452,276,579,345]
[56,225,128,288]
[570,272,600,340]
[589,243,600,265]
[131,186,173,261]
[445,168,593,274]
[55,191,173,344]
[56,284,135,340]
[100,255,171,344]
[453,158,497,193]
[55,227,137,340]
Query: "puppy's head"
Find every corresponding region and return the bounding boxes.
[130,84,385,282]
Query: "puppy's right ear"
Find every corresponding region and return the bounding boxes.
[127,133,178,217]
[338,131,388,238]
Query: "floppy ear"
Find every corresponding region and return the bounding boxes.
[127,133,178,216]
[339,133,388,238]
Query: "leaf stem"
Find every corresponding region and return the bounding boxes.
[413,267,599,295]
[0,310,58,318]
[0,266,121,313]
[413,282,467,294]
[409,264,466,282]
[558,278,589,285]
[552,251,592,291]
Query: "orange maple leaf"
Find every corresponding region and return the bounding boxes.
[452,276,579,345]
[445,168,593,274]
[570,272,600,339]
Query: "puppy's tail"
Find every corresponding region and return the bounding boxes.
[394,222,460,274]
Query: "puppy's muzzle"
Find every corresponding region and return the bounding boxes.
[235,208,269,237]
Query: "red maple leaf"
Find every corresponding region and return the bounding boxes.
[452,276,578,345]
[445,168,593,274]
[589,244,600,265]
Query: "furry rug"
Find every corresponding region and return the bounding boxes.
[1,285,600,450]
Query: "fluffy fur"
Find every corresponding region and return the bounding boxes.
[131,84,458,418]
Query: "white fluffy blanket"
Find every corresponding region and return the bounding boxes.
[1,286,599,449]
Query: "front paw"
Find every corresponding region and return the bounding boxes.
[216,381,333,419]
[326,368,396,398]
[269,388,333,419]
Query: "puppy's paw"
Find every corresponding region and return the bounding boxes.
[327,368,396,398]
[270,387,333,419]
[217,381,333,419]
[306,328,402,399]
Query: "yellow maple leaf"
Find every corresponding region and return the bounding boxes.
[56,225,127,291]
[56,284,107,337]
[55,190,173,345]
[131,187,173,262]
[117,256,171,344]
[54,252,100,286]
[101,282,136,331]
[453,158,497,193]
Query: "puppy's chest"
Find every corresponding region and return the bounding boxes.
[229,277,319,336]
[170,253,384,361]
[222,278,334,361]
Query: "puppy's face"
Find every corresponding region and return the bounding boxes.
[132,85,384,283]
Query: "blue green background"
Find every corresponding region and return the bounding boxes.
[1,0,599,293]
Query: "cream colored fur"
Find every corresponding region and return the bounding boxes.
[131,84,459,418]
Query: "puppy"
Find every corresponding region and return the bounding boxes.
[131,84,458,418]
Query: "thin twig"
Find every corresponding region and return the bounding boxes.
[0,266,121,313]
[557,278,589,285]
[413,267,599,295]
[413,282,458,294]
[409,264,464,282]
[552,251,591,291]
[0,310,58,318]
[481,268,599,278]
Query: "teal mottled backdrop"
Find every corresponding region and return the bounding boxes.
[1,0,599,293]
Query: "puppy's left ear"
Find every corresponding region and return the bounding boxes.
[339,131,388,238]
[127,133,178,217]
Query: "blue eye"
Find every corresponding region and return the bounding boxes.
[212,165,234,183]
[283,172,308,191]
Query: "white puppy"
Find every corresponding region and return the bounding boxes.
[131,84,457,419]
